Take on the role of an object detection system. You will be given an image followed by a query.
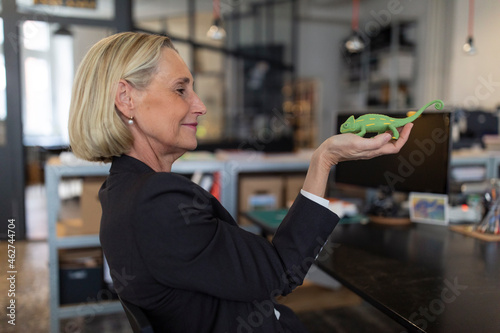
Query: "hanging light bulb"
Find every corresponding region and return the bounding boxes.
[463,0,476,55]
[345,0,365,53]
[207,18,226,40]
[207,0,226,40]
[345,31,365,53]
[463,36,476,55]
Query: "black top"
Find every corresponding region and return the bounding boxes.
[316,223,500,333]
[99,155,339,332]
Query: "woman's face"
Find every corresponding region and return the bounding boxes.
[133,48,206,156]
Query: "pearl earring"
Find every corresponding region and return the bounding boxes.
[128,117,134,125]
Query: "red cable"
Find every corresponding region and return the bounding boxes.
[352,0,360,31]
[468,0,474,37]
[213,0,221,19]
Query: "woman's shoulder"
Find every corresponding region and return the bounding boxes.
[111,155,194,185]
[138,171,213,203]
[109,154,213,202]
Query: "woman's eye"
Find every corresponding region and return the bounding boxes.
[176,88,185,95]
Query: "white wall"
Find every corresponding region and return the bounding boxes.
[446,0,500,111]
[297,20,350,142]
[72,26,113,72]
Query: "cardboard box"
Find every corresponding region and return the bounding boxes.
[57,218,85,237]
[285,174,306,207]
[80,177,106,235]
[238,175,284,226]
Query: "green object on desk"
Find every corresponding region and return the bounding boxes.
[245,209,289,230]
[245,209,366,234]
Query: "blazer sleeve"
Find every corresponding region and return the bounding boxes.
[132,173,339,303]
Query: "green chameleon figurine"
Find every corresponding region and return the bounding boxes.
[340,99,444,139]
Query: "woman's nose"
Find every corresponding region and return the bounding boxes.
[192,93,207,115]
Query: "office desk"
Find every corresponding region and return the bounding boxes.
[244,211,500,332]
[316,223,500,333]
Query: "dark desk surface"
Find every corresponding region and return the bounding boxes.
[316,223,500,333]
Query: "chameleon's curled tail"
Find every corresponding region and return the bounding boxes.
[427,99,444,111]
[407,99,444,123]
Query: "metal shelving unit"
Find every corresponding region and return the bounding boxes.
[451,152,500,182]
[45,155,310,332]
[45,161,111,333]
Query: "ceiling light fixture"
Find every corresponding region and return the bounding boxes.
[207,0,226,41]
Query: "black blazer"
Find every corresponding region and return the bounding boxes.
[99,155,339,332]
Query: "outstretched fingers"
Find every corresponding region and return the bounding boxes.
[376,123,413,156]
[357,123,413,159]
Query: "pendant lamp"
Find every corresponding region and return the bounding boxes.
[463,0,476,55]
[207,0,226,40]
[345,0,365,53]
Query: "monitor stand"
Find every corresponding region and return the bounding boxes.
[366,187,411,226]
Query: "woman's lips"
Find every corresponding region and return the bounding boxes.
[182,123,198,130]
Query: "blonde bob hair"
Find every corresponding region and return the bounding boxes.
[68,32,176,162]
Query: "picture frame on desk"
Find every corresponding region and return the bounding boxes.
[409,192,449,225]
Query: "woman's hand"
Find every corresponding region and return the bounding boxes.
[303,123,413,197]
[318,123,413,168]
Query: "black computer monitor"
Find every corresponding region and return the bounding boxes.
[334,111,453,194]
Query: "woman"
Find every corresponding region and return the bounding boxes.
[68,32,412,332]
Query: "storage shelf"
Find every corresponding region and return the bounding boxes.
[56,234,101,249]
[172,160,225,173]
[238,160,309,173]
[58,301,122,319]
[451,151,500,181]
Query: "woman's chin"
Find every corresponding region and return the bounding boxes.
[185,140,198,151]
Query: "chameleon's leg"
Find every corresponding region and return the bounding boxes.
[357,127,367,137]
[388,125,399,139]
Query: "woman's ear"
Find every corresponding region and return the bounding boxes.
[114,79,136,116]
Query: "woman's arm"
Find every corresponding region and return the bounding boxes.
[133,174,337,303]
[303,123,413,197]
